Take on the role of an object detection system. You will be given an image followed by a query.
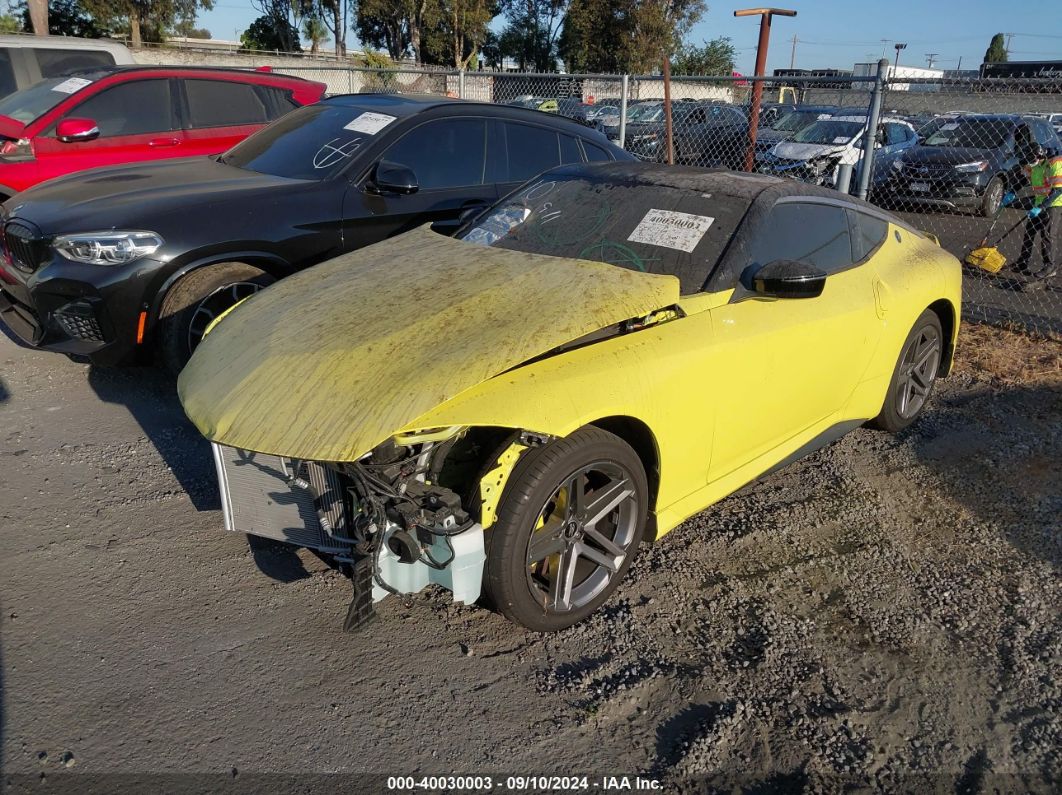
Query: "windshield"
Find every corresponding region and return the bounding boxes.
[924,119,1011,149]
[456,171,752,293]
[627,103,663,122]
[0,76,95,124]
[222,103,384,180]
[772,110,831,132]
[792,119,863,145]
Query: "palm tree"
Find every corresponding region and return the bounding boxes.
[302,15,330,56]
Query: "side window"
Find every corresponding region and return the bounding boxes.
[0,49,16,98]
[35,48,115,78]
[751,202,853,275]
[185,79,270,128]
[560,133,581,164]
[583,140,611,162]
[1031,121,1053,147]
[259,86,299,120]
[383,118,486,189]
[69,79,174,137]
[504,122,560,182]
[848,209,889,262]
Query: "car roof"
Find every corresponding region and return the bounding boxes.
[323,93,619,136]
[63,64,318,84]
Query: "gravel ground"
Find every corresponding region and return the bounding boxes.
[1,323,1059,792]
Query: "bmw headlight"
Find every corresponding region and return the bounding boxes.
[954,160,988,173]
[53,231,164,265]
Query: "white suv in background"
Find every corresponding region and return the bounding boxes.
[0,35,133,100]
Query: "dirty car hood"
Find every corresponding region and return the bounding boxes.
[178,225,679,462]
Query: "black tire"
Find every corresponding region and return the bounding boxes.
[483,427,648,632]
[979,176,1004,218]
[157,263,275,375]
[871,309,943,433]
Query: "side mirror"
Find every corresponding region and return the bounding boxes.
[56,117,100,143]
[751,259,827,299]
[369,160,419,195]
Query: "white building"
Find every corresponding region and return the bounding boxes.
[853,62,944,91]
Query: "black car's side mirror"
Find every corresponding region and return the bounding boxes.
[369,160,419,195]
[751,259,827,299]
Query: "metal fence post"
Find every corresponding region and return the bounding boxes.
[618,74,629,150]
[348,68,354,94]
[856,58,888,200]
[458,69,465,99]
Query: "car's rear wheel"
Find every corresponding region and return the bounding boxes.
[872,310,943,433]
[979,176,1004,217]
[157,262,275,375]
[483,427,647,632]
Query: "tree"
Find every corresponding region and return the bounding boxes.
[356,0,441,64]
[423,0,498,68]
[672,36,735,75]
[984,33,1008,64]
[316,0,352,59]
[497,0,569,72]
[559,0,706,73]
[248,0,307,53]
[241,14,302,52]
[0,9,21,33]
[82,1,215,46]
[302,14,329,55]
[47,0,108,38]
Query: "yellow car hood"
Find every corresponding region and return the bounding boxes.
[177,225,679,461]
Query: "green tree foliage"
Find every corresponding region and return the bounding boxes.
[497,0,569,72]
[0,11,21,33]
[303,14,330,55]
[423,0,498,68]
[984,33,1008,64]
[82,0,214,45]
[357,0,497,66]
[241,14,302,52]
[671,36,735,75]
[316,0,352,58]
[559,0,707,74]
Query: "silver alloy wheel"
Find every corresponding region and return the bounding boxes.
[187,281,266,353]
[984,179,1003,214]
[525,461,639,613]
[896,324,942,419]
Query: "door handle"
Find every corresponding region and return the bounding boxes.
[148,137,180,147]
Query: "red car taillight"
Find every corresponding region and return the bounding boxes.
[0,138,35,162]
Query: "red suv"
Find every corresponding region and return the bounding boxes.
[0,66,325,200]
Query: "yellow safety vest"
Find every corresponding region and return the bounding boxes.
[1026,157,1062,208]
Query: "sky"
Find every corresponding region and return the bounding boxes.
[197,0,1062,75]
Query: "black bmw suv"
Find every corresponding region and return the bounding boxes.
[0,93,628,372]
[884,114,1062,216]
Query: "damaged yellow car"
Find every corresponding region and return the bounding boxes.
[178,162,961,632]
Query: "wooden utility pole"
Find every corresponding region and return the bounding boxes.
[789,34,797,69]
[28,0,48,35]
[662,57,674,165]
[735,7,798,173]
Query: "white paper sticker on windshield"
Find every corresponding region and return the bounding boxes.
[833,136,849,144]
[627,209,713,253]
[51,77,92,94]
[941,122,959,131]
[818,113,831,119]
[343,112,397,134]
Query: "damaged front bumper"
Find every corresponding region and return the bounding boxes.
[211,442,487,625]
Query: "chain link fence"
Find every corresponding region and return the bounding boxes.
[272,63,1060,335]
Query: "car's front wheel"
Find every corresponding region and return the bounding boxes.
[979,175,1004,217]
[872,309,943,433]
[157,262,275,375]
[483,427,648,632]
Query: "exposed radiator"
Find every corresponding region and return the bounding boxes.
[212,443,350,554]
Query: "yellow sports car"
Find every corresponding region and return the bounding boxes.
[178,163,961,632]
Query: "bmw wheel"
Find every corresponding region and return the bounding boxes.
[157,263,275,375]
[872,310,943,433]
[483,427,648,631]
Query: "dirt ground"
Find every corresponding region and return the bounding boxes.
[1,323,1059,793]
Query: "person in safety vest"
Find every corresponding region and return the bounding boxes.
[1002,142,1061,286]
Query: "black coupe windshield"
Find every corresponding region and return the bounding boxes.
[457,171,752,292]
[222,103,382,180]
[792,120,863,144]
[924,119,1011,149]
[0,76,96,124]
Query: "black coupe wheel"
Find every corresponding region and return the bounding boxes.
[483,427,648,631]
[157,262,275,375]
[872,310,943,433]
